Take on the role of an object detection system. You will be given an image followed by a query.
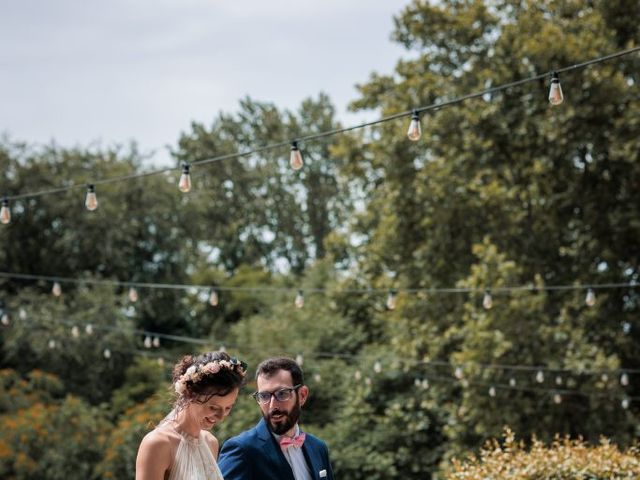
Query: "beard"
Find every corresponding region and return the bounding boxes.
[264,398,301,435]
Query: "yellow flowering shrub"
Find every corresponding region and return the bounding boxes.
[446,428,640,479]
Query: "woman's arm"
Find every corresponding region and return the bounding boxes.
[135,431,172,480]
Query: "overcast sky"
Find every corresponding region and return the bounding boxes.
[0,1,406,165]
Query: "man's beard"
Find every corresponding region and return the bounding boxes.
[264,398,301,435]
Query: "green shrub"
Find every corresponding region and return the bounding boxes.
[446,428,640,479]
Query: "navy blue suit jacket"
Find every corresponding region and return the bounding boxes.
[218,418,334,480]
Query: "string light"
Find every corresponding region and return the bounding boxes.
[0,197,10,224]
[620,373,629,386]
[294,289,304,309]
[555,376,563,386]
[536,370,545,383]
[386,289,397,310]
[354,370,362,381]
[85,184,98,211]
[296,353,304,366]
[373,360,382,373]
[152,336,160,348]
[1,47,638,215]
[489,386,496,397]
[128,286,139,303]
[48,339,56,349]
[548,71,564,106]
[103,348,111,359]
[407,110,422,141]
[454,366,464,379]
[482,290,493,310]
[289,141,303,170]
[144,336,152,348]
[553,393,562,404]
[622,397,630,409]
[509,378,517,387]
[85,324,94,335]
[208,289,219,307]
[1,313,9,326]
[178,163,192,193]
[71,325,80,338]
[585,288,596,307]
[52,282,62,297]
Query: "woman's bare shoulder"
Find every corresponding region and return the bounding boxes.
[202,431,220,457]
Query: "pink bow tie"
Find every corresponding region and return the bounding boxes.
[279,432,306,449]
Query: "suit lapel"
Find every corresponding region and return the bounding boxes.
[256,419,296,480]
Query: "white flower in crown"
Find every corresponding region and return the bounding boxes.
[175,380,187,395]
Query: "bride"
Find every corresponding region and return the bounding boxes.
[136,351,247,480]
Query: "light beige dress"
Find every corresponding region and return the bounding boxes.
[157,421,224,480]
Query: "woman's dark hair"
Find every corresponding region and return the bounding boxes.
[173,351,246,406]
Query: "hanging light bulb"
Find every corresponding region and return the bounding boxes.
[365,377,372,386]
[454,366,463,379]
[421,379,429,390]
[313,373,322,383]
[85,323,94,335]
[373,361,382,374]
[71,325,80,338]
[386,289,397,310]
[489,386,496,397]
[208,289,219,307]
[52,282,62,297]
[620,372,629,386]
[48,339,57,349]
[144,336,152,348]
[553,393,562,404]
[536,370,545,383]
[152,336,160,348]
[601,373,609,383]
[19,308,27,320]
[509,377,517,387]
[178,163,192,192]
[128,286,139,303]
[295,354,304,366]
[548,71,564,106]
[555,376,563,386]
[407,110,422,141]
[354,370,362,381]
[414,378,421,388]
[585,288,596,307]
[1,313,9,325]
[621,397,630,409]
[294,289,304,309]
[0,197,11,225]
[289,141,303,170]
[85,184,98,211]
[482,289,493,310]
[103,348,111,359]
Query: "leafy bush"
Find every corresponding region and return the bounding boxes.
[446,428,640,479]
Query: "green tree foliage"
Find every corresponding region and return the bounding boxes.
[174,94,352,274]
[340,0,640,473]
[0,370,109,480]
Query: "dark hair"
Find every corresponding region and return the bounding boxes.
[255,357,304,386]
[173,351,246,406]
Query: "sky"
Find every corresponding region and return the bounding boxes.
[0,1,407,166]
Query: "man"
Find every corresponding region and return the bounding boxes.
[218,357,334,480]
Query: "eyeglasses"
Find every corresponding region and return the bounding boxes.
[252,385,301,404]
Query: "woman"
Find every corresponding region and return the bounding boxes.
[136,351,247,480]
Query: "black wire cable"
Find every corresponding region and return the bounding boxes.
[4,46,640,202]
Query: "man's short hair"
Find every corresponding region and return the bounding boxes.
[255,357,304,386]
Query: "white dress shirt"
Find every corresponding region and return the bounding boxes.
[274,425,312,480]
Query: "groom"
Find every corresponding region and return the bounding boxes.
[218,357,334,480]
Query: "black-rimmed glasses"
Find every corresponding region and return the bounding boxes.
[252,384,301,404]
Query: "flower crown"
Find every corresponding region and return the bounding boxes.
[175,357,247,395]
